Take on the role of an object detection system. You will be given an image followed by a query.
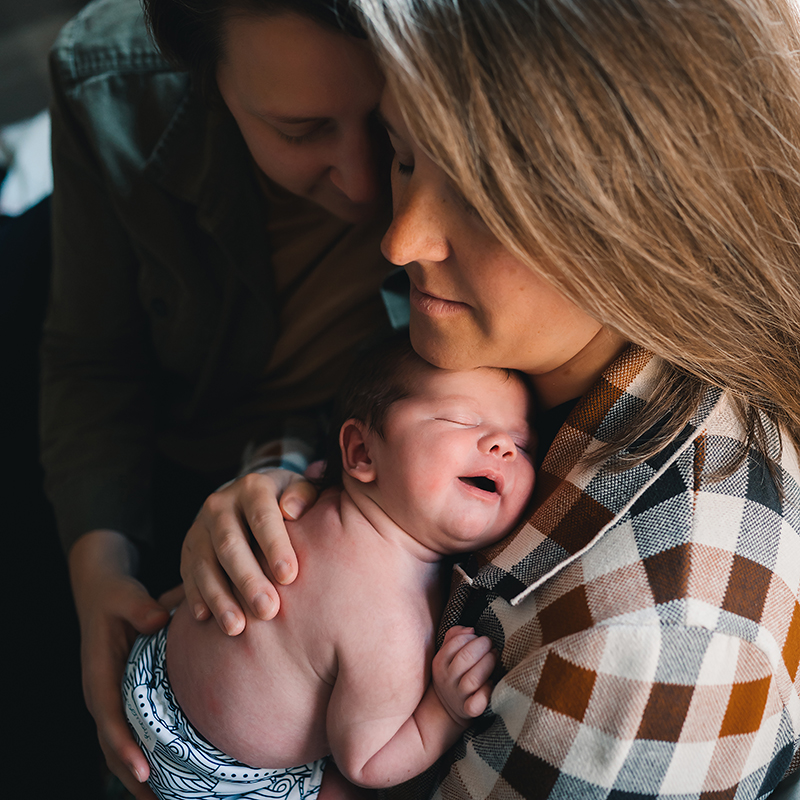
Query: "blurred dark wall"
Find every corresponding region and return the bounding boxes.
[0,0,87,125]
[2,3,105,796]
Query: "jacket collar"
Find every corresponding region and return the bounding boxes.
[461,345,724,604]
[142,91,276,305]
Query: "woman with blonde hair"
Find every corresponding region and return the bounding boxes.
[183,0,800,795]
[351,0,800,795]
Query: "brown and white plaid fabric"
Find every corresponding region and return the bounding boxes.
[387,345,800,799]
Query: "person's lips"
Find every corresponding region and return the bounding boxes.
[409,281,468,317]
[458,472,504,497]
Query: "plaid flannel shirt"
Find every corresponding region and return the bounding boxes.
[390,345,800,799]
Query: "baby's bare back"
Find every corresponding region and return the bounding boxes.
[166,490,439,770]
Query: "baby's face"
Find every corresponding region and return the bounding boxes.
[369,366,536,553]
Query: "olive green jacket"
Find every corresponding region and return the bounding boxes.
[42,0,395,552]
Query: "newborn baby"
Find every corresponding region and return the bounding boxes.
[124,337,535,799]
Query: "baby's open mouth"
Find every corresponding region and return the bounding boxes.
[459,476,498,494]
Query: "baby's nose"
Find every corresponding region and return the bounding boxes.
[480,432,517,460]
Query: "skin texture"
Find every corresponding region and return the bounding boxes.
[166,366,532,785]
[379,90,628,410]
[217,13,388,223]
[69,530,166,800]
[71,13,390,797]
[186,88,626,637]
[182,14,391,634]
[71,473,309,800]
[350,367,535,551]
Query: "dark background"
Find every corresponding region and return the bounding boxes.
[2,1,108,797]
[0,0,86,124]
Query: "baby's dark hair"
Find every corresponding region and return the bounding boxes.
[320,332,430,487]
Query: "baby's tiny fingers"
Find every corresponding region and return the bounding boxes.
[450,634,494,675]
[443,625,474,642]
[463,683,493,718]
[458,648,497,696]
[435,628,480,669]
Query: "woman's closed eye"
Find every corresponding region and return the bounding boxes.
[273,120,331,145]
[395,156,414,176]
[378,110,414,175]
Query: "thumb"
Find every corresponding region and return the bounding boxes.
[157,584,185,612]
[123,582,171,635]
[280,478,319,521]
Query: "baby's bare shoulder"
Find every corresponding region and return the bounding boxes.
[329,564,439,676]
[287,490,439,652]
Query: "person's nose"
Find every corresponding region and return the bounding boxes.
[329,127,382,205]
[478,431,517,461]
[381,176,451,266]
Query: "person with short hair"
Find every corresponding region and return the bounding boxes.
[43,0,397,794]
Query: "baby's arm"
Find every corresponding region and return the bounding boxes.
[328,625,496,788]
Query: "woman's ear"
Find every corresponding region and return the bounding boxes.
[340,419,377,483]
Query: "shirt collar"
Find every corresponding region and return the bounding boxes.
[461,345,724,604]
[142,92,276,304]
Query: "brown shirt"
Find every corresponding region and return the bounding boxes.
[259,171,392,411]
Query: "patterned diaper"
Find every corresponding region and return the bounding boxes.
[123,625,325,800]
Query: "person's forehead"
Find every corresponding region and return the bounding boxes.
[411,366,528,407]
[220,12,374,113]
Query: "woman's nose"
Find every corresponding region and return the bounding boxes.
[381,178,451,266]
[479,431,517,460]
[329,132,383,205]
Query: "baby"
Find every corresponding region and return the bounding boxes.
[124,336,535,799]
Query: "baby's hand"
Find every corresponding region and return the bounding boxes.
[432,626,497,725]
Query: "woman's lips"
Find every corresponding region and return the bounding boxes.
[409,282,467,317]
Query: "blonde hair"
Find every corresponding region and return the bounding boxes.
[358,0,800,469]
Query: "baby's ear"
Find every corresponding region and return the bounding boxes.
[340,419,377,483]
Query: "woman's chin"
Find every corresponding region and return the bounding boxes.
[409,339,465,370]
[409,320,477,371]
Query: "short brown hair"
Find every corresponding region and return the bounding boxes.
[143,0,364,98]
[321,332,522,486]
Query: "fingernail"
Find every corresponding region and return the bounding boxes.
[130,765,145,783]
[254,593,275,619]
[283,498,306,520]
[221,611,241,635]
[274,560,294,584]
[193,603,205,620]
